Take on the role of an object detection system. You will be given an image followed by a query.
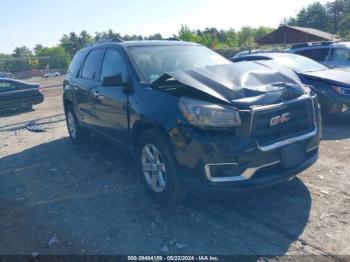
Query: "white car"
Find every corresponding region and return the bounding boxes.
[43,72,60,78]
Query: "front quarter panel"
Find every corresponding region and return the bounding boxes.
[130,82,184,127]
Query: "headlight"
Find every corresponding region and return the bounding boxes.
[332,85,350,95]
[179,97,241,128]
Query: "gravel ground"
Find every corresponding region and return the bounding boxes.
[0,77,349,258]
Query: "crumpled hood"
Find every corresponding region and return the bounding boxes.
[152,62,305,108]
[301,68,350,87]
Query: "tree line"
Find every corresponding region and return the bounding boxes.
[286,0,350,38]
[0,26,274,73]
[1,0,349,73]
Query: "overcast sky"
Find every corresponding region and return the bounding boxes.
[0,0,328,54]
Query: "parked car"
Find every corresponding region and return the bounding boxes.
[0,78,44,113]
[287,41,350,69]
[44,72,60,78]
[0,72,13,78]
[286,42,331,63]
[232,53,350,114]
[324,42,350,68]
[63,40,321,205]
[232,48,279,59]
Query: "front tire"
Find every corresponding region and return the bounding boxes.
[136,129,187,206]
[65,105,89,144]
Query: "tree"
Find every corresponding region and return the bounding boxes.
[12,46,32,58]
[178,24,197,42]
[326,0,346,33]
[254,26,274,42]
[296,2,329,31]
[34,44,44,56]
[147,33,163,40]
[0,53,12,72]
[36,46,70,70]
[9,46,33,72]
[225,29,239,47]
[239,27,254,47]
[337,0,350,36]
[60,31,93,58]
[94,29,122,41]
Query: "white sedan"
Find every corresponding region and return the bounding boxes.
[43,72,60,78]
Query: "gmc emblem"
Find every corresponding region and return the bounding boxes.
[270,113,291,127]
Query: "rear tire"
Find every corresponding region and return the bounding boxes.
[65,105,89,144]
[136,129,188,206]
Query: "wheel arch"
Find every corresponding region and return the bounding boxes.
[131,120,172,149]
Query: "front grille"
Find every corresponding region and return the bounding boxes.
[250,99,315,146]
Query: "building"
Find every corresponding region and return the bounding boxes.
[257,25,339,46]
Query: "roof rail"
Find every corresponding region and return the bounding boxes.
[85,37,124,47]
[164,37,181,41]
[291,43,310,49]
[291,41,334,49]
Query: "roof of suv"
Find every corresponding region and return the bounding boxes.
[84,40,199,49]
[119,40,199,47]
[331,41,350,48]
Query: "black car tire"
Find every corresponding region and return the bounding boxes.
[65,105,89,144]
[136,129,188,206]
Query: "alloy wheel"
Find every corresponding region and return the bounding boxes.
[141,144,167,193]
[67,111,77,139]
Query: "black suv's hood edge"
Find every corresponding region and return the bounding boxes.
[152,63,306,108]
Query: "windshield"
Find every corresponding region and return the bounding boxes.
[327,47,350,65]
[273,55,328,73]
[127,45,230,83]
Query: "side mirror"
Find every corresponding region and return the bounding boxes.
[102,74,126,87]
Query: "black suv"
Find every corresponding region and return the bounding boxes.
[63,40,321,205]
[287,42,331,62]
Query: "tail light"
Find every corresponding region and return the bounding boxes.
[38,85,43,93]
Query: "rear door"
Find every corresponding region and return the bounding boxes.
[90,48,130,143]
[0,80,15,111]
[74,48,105,126]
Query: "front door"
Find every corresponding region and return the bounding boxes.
[90,48,130,144]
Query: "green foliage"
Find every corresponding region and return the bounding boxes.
[286,0,350,37]
[177,24,274,48]
[296,3,329,30]
[60,31,93,58]
[35,46,71,70]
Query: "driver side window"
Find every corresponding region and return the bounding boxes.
[100,49,127,82]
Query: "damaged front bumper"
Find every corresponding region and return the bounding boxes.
[169,95,321,191]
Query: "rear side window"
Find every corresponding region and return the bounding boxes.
[0,81,16,92]
[100,49,127,81]
[68,51,86,77]
[0,81,11,89]
[295,48,329,62]
[81,49,105,80]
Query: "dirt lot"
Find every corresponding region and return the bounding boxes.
[0,77,349,258]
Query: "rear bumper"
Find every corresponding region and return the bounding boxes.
[0,93,44,110]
